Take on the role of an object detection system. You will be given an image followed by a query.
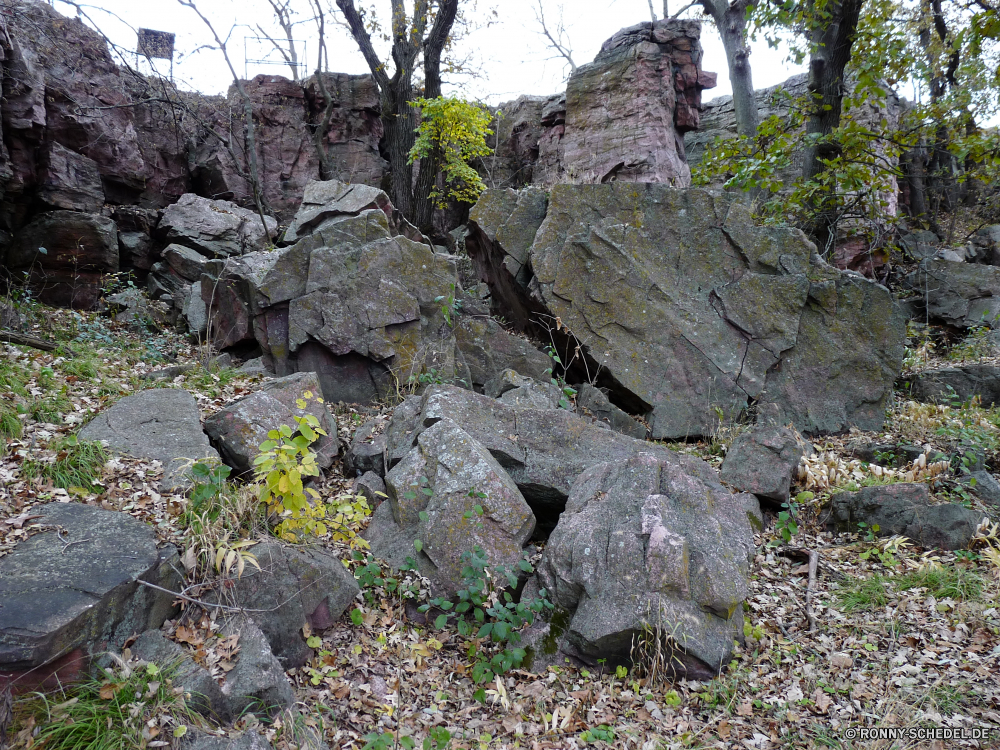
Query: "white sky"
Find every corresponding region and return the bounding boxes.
[55,0,807,105]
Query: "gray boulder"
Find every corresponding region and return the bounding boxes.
[720,424,804,502]
[485,369,563,409]
[219,617,293,718]
[383,385,727,538]
[537,453,755,677]
[0,504,180,687]
[467,185,906,438]
[354,470,386,507]
[210,540,359,670]
[576,383,647,439]
[163,243,211,282]
[182,282,208,340]
[959,470,1000,511]
[345,418,388,477]
[79,388,219,491]
[374,419,536,595]
[204,372,338,475]
[283,180,393,245]
[5,211,119,309]
[903,260,1000,328]
[131,630,230,721]
[454,316,553,391]
[159,193,277,258]
[907,365,1000,407]
[825,483,989,550]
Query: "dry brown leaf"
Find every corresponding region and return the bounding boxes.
[736,698,753,717]
[811,688,832,714]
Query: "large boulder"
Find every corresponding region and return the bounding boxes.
[5,211,119,309]
[0,503,180,690]
[209,540,360,669]
[383,385,725,535]
[159,193,277,259]
[825,483,989,550]
[903,260,1000,329]
[467,184,906,438]
[204,372,338,475]
[536,453,755,677]
[907,365,1000,407]
[454,315,553,391]
[201,184,469,402]
[576,383,647,439]
[79,389,220,491]
[372,419,536,595]
[283,180,393,245]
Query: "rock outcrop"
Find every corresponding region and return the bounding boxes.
[825,483,989,550]
[490,20,715,189]
[467,184,907,438]
[907,365,1000,407]
[903,260,1000,329]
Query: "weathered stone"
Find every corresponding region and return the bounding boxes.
[38,142,104,212]
[159,194,277,259]
[907,365,1000,407]
[468,184,906,438]
[537,453,754,677]
[345,418,388,477]
[485,369,563,409]
[960,470,1000,511]
[211,540,359,669]
[163,244,211,282]
[204,372,338,475]
[79,388,220,490]
[182,282,208,340]
[5,211,119,309]
[354,470,386,507]
[904,260,1000,328]
[720,424,804,502]
[284,180,393,244]
[131,630,230,721]
[825,483,990,550]
[374,419,535,595]
[0,504,180,690]
[576,383,648,439]
[387,385,725,538]
[219,616,294,718]
[454,316,553,391]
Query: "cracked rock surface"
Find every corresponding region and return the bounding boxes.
[0,503,179,682]
[467,184,907,438]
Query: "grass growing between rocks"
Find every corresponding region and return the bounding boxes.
[19,436,108,493]
[14,660,195,750]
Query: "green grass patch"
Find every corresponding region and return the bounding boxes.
[0,357,31,397]
[0,401,23,441]
[20,436,107,491]
[28,390,72,423]
[21,660,193,750]
[896,566,985,601]
[833,574,892,613]
[60,355,100,380]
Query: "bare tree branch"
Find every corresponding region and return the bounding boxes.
[532,0,576,77]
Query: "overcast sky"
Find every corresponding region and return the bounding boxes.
[54,0,807,106]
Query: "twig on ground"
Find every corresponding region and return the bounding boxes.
[805,548,820,632]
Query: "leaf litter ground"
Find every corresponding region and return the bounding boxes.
[1,306,999,750]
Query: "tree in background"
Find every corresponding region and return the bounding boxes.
[334,0,460,232]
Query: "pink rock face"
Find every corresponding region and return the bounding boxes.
[491,20,715,189]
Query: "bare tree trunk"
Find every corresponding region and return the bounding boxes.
[801,0,865,250]
[648,0,658,22]
[700,0,758,138]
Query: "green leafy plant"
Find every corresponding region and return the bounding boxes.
[434,283,463,328]
[408,96,493,207]
[420,546,553,687]
[543,345,577,409]
[768,496,800,547]
[188,460,232,520]
[579,725,615,744]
